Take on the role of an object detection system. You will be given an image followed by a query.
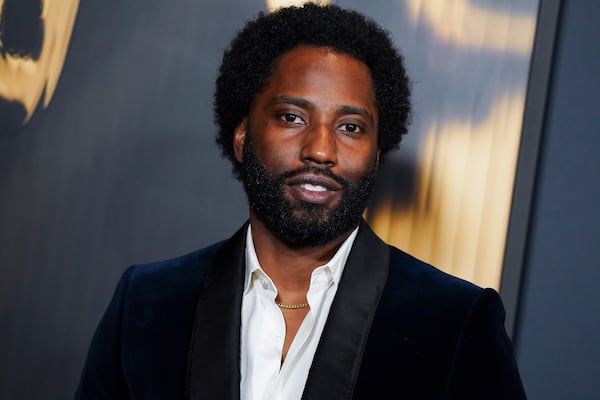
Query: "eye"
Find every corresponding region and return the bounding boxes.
[338,123,363,134]
[279,113,305,125]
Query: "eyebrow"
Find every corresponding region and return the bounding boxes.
[267,95,313,110]
[267,95,374,124]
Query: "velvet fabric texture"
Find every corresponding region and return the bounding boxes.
[76,221,525,399]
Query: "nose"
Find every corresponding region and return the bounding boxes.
[300,123,338,166]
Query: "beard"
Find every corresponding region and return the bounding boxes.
[241,137,378,247]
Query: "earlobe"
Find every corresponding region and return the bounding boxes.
[233,118,248,163]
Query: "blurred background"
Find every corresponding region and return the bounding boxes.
[0,0,598,398]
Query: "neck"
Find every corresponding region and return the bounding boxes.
[248,211,356,295]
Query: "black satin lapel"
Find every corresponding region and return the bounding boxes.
[186,224,247,400]
[302,221,389,400]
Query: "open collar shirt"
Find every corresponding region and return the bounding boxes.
[240,225,359,400]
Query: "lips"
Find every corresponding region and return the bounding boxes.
[285,174,343,204]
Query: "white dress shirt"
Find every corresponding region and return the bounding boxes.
[240,225,359,400]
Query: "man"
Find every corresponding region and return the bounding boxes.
[76,4,525,399]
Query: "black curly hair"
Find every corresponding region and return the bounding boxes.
[214,3,411,179]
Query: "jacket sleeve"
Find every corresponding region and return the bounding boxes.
[75,267,133,400]
[447,288,527,399]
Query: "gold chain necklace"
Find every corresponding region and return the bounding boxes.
[275,301,309,309]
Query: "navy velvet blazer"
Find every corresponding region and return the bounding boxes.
[76,222,525,399]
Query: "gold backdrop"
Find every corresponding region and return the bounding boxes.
[0,0,79,125]
[365,0,538,289]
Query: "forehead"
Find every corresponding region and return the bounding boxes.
[273,45,369,74]
[262,45,377,107]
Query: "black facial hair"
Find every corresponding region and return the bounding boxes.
[241,136,378,247]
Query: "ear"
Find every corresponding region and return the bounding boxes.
[233,118,248,163]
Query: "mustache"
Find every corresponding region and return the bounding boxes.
[277,166,349,189]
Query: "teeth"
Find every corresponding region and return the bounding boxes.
[300,183,327,192]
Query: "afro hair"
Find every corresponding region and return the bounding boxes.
[214,3,411,179]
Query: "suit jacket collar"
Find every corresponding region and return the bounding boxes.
[301,221,389,400]
[186,221,390,400]
[187,224,247,400]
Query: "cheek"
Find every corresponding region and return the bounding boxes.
[253,139,298,173]
[251,129,303,172]
[338,145,379,178]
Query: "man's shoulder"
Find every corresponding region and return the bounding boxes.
[112,224,248,311]
[120,239,230,302]
[378,245,505,340]
[386,245,484,299]
[130,240,227,278]
[356,221,484,299]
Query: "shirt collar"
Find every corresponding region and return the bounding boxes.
[243,224,359,294]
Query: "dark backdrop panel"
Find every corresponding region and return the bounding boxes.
[0,1,262,398]
[515,1,600,398]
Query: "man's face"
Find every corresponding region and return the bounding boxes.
[234,45,380,246]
